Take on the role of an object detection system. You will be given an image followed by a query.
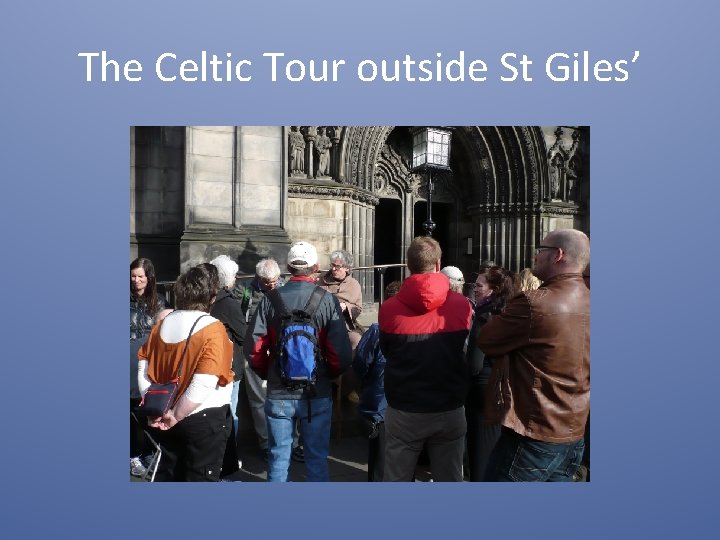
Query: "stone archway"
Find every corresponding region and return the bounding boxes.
[286,125,588,305]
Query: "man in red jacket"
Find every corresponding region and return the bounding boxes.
[379,236,473,481]
[245,241,352,482]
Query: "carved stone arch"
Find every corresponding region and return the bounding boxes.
[373,143,412,199]
[341,126,396,190]
[522,126,544,204]
[446,126,494,206]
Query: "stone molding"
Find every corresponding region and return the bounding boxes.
[468,201,581,216]
[288,179,379,205]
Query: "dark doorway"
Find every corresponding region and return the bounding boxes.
[414,201,452,263]
[373,198,403,302]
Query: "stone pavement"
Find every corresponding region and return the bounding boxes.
[132,409,434,482]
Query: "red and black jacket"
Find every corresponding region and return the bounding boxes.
[244,276,352,400]
[379,273,473,413]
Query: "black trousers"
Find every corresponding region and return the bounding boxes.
[150,405,231,482]
[130,398,149,458]
[465,384,501,482]
[362,418,385,482]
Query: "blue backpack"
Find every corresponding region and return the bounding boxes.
[267,287,326,391]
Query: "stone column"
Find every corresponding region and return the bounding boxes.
[330,126,341,181]
[304,126,316,179]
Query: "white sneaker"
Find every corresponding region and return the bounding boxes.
[130,456,147,477]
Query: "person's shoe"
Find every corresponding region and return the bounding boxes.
[573,465,588,482]
[130,456,147,478]
[291,446,305,463]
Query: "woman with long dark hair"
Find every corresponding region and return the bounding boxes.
[465,265,515,481]
[130,257,166,477]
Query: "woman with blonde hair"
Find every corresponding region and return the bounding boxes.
[518,268,541,292]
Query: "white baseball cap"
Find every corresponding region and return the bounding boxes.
[287,241,318,269]
[441,265,464,283]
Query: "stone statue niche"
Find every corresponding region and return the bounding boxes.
[288,126,306,177]
[567,155,579,202]
[314,126,332,178]
[549,153,564,201]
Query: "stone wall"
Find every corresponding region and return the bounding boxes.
[185,126,235,225]
[286,196,346,269]
[179,126,290,274]
[130,126,185,280]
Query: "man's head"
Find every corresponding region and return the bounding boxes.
[255,258,281,291]
[287,241,319,276]
[406,236,442,274]
[532,229,590,281]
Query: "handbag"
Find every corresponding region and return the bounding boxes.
[135,314,208,418]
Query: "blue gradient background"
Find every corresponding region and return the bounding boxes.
[3,0,717,537]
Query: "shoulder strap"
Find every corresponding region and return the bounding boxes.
[176,314,210,382]
[303,286,326,317]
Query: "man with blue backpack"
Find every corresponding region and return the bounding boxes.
[244,241,352,481]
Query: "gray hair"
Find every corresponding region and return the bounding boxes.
[255,258,281,280]
[329,249,354,270]
[209,254,239,289]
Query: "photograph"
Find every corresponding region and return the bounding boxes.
[130,125,590,482]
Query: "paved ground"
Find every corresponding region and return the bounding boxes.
[132,408,434,482]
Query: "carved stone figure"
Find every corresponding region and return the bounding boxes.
[549,155,563,200]
[288,126,305,175]
[315,127,332,178]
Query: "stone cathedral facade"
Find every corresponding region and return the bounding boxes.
[130,126,589,305]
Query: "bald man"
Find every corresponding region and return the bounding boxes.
[478,229,590,482]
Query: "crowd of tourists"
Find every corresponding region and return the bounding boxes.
[130,229,590,482]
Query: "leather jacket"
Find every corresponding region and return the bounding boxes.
[477,274,589,443]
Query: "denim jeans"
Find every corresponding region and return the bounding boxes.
[485,427,585,482]
[265,397,332,482]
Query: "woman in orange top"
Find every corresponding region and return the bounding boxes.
[138,264,234,482]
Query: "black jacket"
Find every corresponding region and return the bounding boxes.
[210,287,247,381]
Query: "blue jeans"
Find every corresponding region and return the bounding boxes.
[485,427,585,482]
[265,397,332,482]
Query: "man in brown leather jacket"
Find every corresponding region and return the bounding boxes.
[477,229,590,481]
